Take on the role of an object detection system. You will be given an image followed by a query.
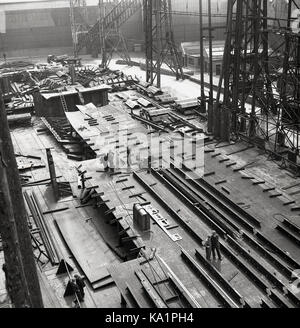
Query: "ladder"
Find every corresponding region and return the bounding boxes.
[59,93,69,112]
[77,0,142,53]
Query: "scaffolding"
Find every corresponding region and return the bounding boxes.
[214,0,300,172]
[69,0,90,57]
[144,0,184,88]
[75,0,141,67]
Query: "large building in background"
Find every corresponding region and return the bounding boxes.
[0,0,289,57]
[0,0,143,56]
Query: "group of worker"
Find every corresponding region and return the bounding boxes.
[204,231,222,261]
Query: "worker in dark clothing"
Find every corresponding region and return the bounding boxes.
[211,231,222,261]
[2,263,11,300]
[99,153,109,172]
[127,145,132,168]
[74,274,85,301]
[103,153,109,172]
[204,236,212,261]
[70,278,83,304]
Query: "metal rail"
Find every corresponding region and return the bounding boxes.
[134,168,300,307]
[164,165,300,277]
[181,249,241,308]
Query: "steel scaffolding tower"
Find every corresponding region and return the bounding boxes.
[76,0,141,67]
[214,0,300,172]
[144,0,184,88]
[97,0,132,68]
[69,0,90,57]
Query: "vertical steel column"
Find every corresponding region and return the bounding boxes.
[46,148,59,200]
[99,0,107,67]
[240,1,250,133]
[230,0,244,135]
[219,0,236,141]
[249,0,261,138]
[155,0,162,88]
[207,0,214,132]
[199,0,206,112]
[0,92,43,308]
[144,0,153,83]
[144,0,184,87]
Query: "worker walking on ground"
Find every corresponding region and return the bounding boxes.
[204,236,212,261]
[74,274,85,301]
[211,231,222,261]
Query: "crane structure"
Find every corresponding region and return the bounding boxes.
[214,0,300,172]
[95,0,137,68]
[144,0,184,88]
[71,0,185,82]
[75,0,141,67]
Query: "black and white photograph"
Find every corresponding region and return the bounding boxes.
[0,0,299,318]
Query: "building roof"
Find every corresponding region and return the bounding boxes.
[181,41,225,61]
[0,0,98,11]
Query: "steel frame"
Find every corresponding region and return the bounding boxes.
[215,0,300,171]
[69,0,89,57]
[75,0,141,67]
[144,0,184,88]
[98,0,131,68]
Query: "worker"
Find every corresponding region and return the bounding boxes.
[100,153,109,172]
[74,274,85,301]
[107,150,115,173]
[70,278,83,303]
[127,145,132,168]
[211,231,222,261]
[204,236,212,261]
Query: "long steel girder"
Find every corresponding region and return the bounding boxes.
[144,0,184,88]
[216,0,300,170]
